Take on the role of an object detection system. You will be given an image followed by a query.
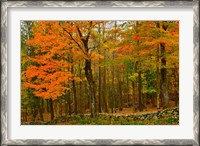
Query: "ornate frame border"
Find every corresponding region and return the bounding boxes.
[1,1,199,145]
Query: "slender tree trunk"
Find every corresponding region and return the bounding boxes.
[65,95,68,116]
[49,98,54,120]
[160,43,169,108]
[173,65,179,106]
[132,81,135,112]
[79,63,83,112]
[67,88,71,116]
[86,82,90,110]
[156,46,160,109]
[103,64,108,112]
[32,96,38,121]
[144,92,147,110]
[59,101,62,117]
[160,79,163,106]
[39,98,44,121]
[117,67,123,111]
[126,73,130,103]
[41,98,44,113]
[46,99,50,113]
[71,65,77,115]
[93,61,98,114]
[111,60,115,114]
[118,80,123,111]
[138,70,143,111]
[98,62,102,113]
[55,99,62,117]
[98,23,102,113]
[157,22,169,109]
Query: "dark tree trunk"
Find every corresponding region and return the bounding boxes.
[65,95,68,116]
[160,43,169,108]
[84,59,96,118]
[118,80,123,111]
[138,71,143,111]
[126,73,130,103]
[132,81,136,112]
[41,98,44,113]
[98,61,102,113]
[156,46,160,109]
[39,98,44,121]
[98,23,102,113]
[67,88,71,116]
[117,68,123,111]
[46,99,50,113]
[102,65,108,113]
[111,64,115,114]
[49,98,54,120]
[32,97,38,121]
[72,65,77,115]
[173,65,179,106]
[59,100,62,117]
[79,63,83,111]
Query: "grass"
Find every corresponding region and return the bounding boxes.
[56,116,179,125]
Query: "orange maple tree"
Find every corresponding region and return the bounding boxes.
[24,21,73,100]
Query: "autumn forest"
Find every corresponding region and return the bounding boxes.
[21,21,179,125]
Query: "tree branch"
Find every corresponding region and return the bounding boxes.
[67,32,83,50]
[76,26,83,39]
[58,22,82,50]
[85,21,93,43]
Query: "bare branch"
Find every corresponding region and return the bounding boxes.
[59,23,83,50]
[76,26,83,38]
[67,32,83,50]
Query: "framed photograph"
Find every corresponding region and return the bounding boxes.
[1,0,199,145]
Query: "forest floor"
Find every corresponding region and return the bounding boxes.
[25,107,162,122]
[23,102,179,125]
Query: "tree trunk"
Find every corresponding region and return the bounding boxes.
[173,67,179,106]
[117,67,123,111]
[39,98,44,121]
[79,63,83,112]
[55,100,58,117]
[98,23,102,113]
[32,96,38,121]
[84,59,96,118]
[93,62,97,114]
[126,73,130,103]
[138,71,143,111]
[46,99,50,113]
[102,64,108,113]
[98,63,102,113]
[156,46,160,109]
[65,95,68,116]
[160,43,169,108]
[67,88,71,116]
[49,98,54,120]
[72,65,77,115]
[59,100,62,117]
[111,61,115,114]
[132,81,135,112]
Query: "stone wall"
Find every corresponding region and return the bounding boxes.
[22,107,179,125]
[94,107,179,121]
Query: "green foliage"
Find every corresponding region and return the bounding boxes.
[144,86,156,94]
[129,73,138,81]
[50,115,179,125]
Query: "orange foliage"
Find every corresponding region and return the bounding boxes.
[24,21,75,100]
[23,21,179,100]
